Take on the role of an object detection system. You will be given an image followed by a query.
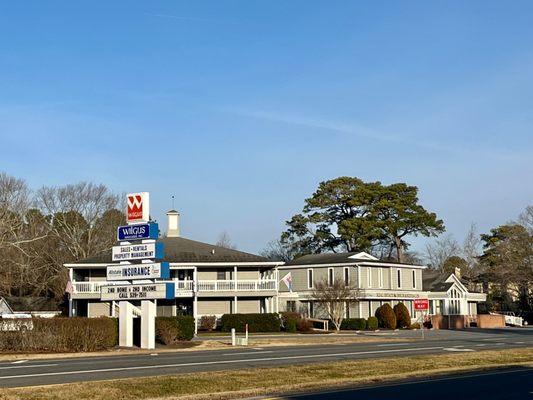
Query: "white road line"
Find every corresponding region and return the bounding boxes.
[0,347,443,380]
[443,348,474,352]
[377,343,411,347]
[222,351,274,356]
[10,361,27,364]
[0,363,58,371]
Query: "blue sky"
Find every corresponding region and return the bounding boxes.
[1,1,532,255]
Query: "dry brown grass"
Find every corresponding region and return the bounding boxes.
[0,348,531,400]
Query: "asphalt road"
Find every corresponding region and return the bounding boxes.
[279,367,533,399]
[0,328,531,388]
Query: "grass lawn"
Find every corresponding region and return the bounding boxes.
[0,348,531,400]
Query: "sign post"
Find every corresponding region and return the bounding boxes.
[101,192,168,350]
[414,299,429,340]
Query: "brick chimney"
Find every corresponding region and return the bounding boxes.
[166,210,180,237]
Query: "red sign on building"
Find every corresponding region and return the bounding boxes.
[414,298,429,311]
[127,192,150,223]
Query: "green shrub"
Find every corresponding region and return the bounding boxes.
[286,319,297,333]
[375,303,397,329]
[0,317,117,352]
[220,313,280,332]
[155,316,195,344]
[393,302,411,329]
[340,318,367,330]
[366,316,379,330]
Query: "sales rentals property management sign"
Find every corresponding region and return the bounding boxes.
[112,242,164,261]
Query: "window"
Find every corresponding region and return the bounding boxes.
[379,268,383,288]
[307,269,314,289]
[367,267,372,287]
[217,270,226,280]
[412,269,416,289]
[328,268,334,286]
[344,267,350,286]
[287,301,296,312]
[397,269,402,288]
[345,301,350,318]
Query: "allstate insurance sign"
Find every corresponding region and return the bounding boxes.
[106,262,170,281]
[117,222,158,241]
[112,242,164,261]
[101,282,175,301]
[127,192,150,223]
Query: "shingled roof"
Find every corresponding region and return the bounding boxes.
[284,252,423,267]
[75,236,271,264]
[422,270,454,291]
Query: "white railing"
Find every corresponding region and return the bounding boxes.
[198,280,277,292]
[72,279,277,295]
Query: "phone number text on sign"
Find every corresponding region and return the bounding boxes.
[100,283,174,301]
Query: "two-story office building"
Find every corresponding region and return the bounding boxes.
[278,252,486,319]
[65,211,282,320]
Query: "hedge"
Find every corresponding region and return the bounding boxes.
[340,318,367,330]
[375,303,397,329]
[155,316,195,344]
[393,302,411,328]
[366,316,379,330]
[220,313,281,332]
[0,317,117,352]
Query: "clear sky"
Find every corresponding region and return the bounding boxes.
[1,1,532,255]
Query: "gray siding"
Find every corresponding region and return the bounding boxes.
[88,301,111,317]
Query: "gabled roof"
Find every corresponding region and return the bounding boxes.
[73,236,271,264]
[284,251,424,267]
[0,297,14,314]
[422,270,456,292]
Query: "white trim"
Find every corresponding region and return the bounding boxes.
[357,262,427,269]
[367,267,372,288]
[307,269,314,289]
[344,267,350,286]
[328,267,334,286]
[397,268,402,289]
[66,261,283,269]
[357,265,361,289]
[348,252,378,260]
[379,268,383,288]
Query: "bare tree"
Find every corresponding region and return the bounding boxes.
[518,205,533,235]
[311,278,357,331]
[36,182,120,260]
[260,239,294,262]
[462,223,481,276]
[216,231,237,250]
[424,234,461,270]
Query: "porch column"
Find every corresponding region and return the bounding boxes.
[68,268,74,317]
[193,267,198,335]
[234,266,238,291]
[234,296,238,313]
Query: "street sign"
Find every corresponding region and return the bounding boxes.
[117,222,158,241]
[101,282,175,301]
[112,242,164,262]
[127,192,150,223]
[414,298,429,310]
[106,262,170,281]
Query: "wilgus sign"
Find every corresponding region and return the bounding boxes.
[127,192,150,223]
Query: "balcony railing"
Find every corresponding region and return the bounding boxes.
[197,280,276,292]
[72,279,277,295]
